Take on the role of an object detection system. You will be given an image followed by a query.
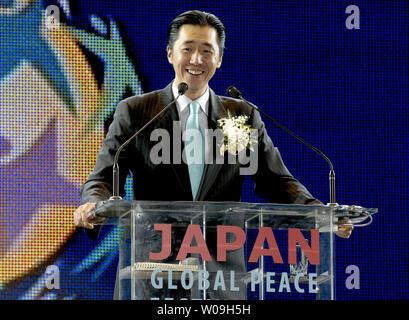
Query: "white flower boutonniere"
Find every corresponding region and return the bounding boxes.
[217,113,258,156]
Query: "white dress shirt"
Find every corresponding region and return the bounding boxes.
[172,81,212,164]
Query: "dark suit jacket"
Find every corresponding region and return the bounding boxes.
[81,82,319,208]
[80,82,321,299]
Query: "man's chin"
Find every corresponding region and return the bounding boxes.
[183,80,207,93]
[184,87,207,99]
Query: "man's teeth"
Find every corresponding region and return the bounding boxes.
[187,70,203,75]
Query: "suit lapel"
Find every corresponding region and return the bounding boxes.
[153,85,231,201]
[153,83,192,198]
[196,89,229,201]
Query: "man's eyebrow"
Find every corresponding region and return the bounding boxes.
[182,40,215,49]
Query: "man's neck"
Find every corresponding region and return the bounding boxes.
[185,92,204,100]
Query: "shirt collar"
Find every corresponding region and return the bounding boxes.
[172,81,209,115]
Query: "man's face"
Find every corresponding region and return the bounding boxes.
[167,24,223,99]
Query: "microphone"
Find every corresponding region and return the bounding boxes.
[227,85,336,205]
[110,82,189,200]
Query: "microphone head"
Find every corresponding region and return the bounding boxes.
[178,82,189,95]
[226,86,242,99]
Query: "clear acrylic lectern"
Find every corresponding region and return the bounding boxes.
[93,201,376,300]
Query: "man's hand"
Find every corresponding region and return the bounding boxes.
[73,202,104,229]
[335,218,354,239]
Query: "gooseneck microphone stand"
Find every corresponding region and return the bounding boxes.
[227,85,336,205]
[110,82,189,200]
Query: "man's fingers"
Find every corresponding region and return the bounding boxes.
[334,218,354,238]
[336,230,350,239]
[85,204,106,224]
[81,203,96,228]
[74,203,97,229]
[89,214,105,224]
[87,213,105,226]
[336,224,354,238]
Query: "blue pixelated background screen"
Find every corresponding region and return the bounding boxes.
[0,0,407,299]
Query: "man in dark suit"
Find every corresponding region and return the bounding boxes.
[74,10,352,299]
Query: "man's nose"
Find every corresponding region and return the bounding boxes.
[190,50,203,65]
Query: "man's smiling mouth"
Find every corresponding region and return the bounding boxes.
[186,69,204,75]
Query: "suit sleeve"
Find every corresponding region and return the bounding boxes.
[80,99,136,240]
[80,99,136,205]
[249,107,323,205]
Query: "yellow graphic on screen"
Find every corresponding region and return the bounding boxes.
[0,0,142,289]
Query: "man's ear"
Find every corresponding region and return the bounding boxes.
[167,46,173,64]
[216,53,223,68]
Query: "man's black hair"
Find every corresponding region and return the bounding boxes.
[167,10,226,56]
